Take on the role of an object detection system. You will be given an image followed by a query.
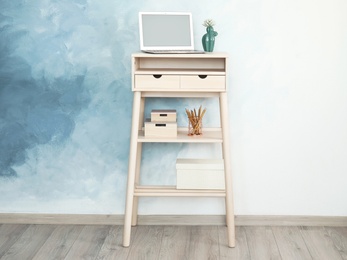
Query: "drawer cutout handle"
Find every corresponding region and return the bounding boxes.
[155,123,166,127]
[153,74,162,79]
[159,114,168,117]
[198,75,208,79]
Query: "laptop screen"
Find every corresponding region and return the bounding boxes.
[139,12,194,51]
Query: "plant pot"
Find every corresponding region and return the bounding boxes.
[202,26,218,52]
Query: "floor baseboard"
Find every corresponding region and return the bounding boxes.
[0,213,346,226]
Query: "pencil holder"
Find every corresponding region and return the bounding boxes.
[188,116,203,136]
[186,106,206,136]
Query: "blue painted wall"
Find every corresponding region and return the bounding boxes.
[1,0,346,216]
[0,1,227,214]
[0,0,141,213]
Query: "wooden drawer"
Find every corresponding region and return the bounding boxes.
[181,75,225,90]
[135,75,179,90]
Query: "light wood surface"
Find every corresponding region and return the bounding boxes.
[300,226,343,260]
[63,225,110,260]
[158,226,191,259]
[137,128,223,143]
[272,226,312,260]
[219,91,235,247]
[0,224,29,258]
[97,225,135,260]
[123,90,142,247]
[245,226,282,260]
[189,226,220,259]
[0,224,346,259]
[325,227,347,259]
[1,224,56,260]
[33,225,83,260]
[124,52,236,247]
[219,226,251,259]
[126,226,163,260]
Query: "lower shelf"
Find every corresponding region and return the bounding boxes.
[134,185,226,197]
[137,128,223,143]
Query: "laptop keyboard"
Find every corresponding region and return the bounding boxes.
[145,50,205,54]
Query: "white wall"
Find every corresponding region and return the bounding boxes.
[229,0,347,216]
[139,0,347,216]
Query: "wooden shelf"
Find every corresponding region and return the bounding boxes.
[141,91,224,97]
[134,185,226,197]
[124,52,235,248]
[138,128,223,143]
[135,69,226,75]
[141,92,221,98]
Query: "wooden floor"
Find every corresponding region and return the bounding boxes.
[0,224,346,259]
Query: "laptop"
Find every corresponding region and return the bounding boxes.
[139,12,204,54]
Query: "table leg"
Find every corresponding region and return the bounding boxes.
[123,91,142,247]
[219,92,236,248]
[131,96,145,226]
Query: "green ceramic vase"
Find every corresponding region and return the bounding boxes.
[202,26,218,52]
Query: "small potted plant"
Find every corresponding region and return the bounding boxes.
[202,19,218,52]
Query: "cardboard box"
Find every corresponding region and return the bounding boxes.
[145,120,177,137]
[176,159,225,190]
[151,109,176,122]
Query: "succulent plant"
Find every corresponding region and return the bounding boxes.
[203,19,215,27]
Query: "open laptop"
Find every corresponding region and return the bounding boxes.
[139,12,204,54]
